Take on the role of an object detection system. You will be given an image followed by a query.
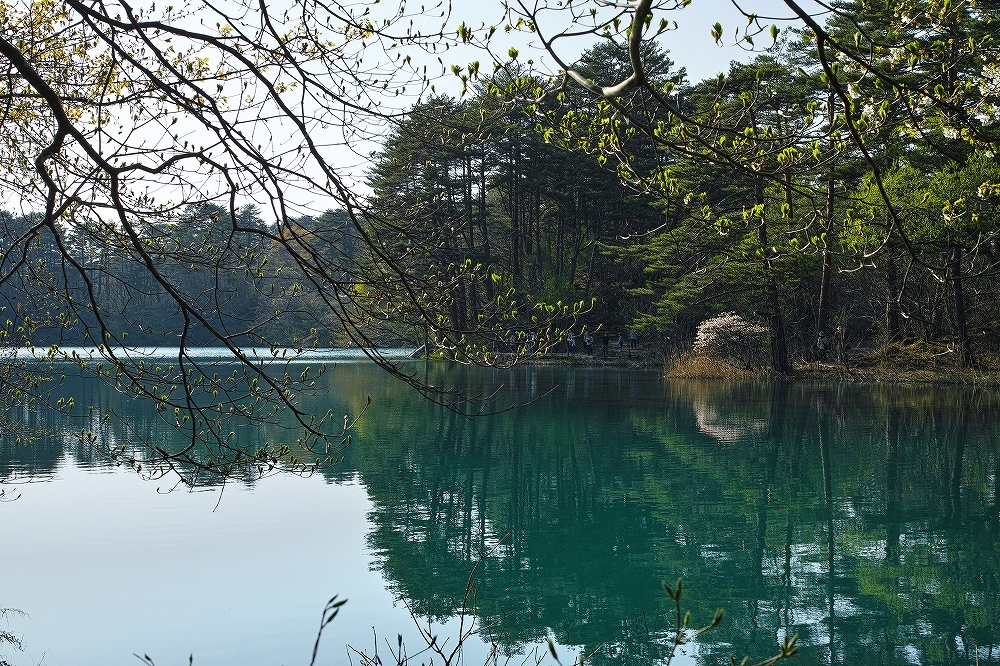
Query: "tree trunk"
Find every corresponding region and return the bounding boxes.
[948,244,972,367]
[816,90,836,337]
[884,258,901,342]
[508,145,524,288]
[817,244,833,334]
[756,176,790,372]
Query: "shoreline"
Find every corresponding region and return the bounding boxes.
[516,342,1000,387]
[510,345,665,370]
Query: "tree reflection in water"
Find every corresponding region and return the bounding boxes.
[5,364,999,665]
[346,368,1000,666]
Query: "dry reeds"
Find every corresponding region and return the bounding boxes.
[667,352,761,379]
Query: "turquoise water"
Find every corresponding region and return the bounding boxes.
[2,361,999,665]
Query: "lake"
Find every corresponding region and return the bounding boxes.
[3,355,999,665]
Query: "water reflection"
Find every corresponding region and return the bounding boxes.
[342,370,1000,665]
[5,364,999,665]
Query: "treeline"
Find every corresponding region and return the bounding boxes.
[363,45,672,352]
[0,205,364,348]
[365,1,1000,368]
[5,0,1000,367]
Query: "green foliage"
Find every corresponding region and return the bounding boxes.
[484,0,1000,364]
[537,275,582,310]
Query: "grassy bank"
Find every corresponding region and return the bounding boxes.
[667,339,1000,386]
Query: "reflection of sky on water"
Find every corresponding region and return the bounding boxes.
[12,346,418,363]
[3,455,537,666]
[4,368,1000,665]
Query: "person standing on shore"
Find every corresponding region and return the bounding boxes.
[817,330,828,362]
[833,326,845,363]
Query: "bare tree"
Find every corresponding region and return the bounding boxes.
[0,0,565,485]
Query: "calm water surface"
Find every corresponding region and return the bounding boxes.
[3,357,999,665]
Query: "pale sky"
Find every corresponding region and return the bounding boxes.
[454,0,815,85]
[4,0,823,217]
[275,0,822,208]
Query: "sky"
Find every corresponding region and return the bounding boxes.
[2,0,824,217]
[309,0,819,201]
[453,0,814,86]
